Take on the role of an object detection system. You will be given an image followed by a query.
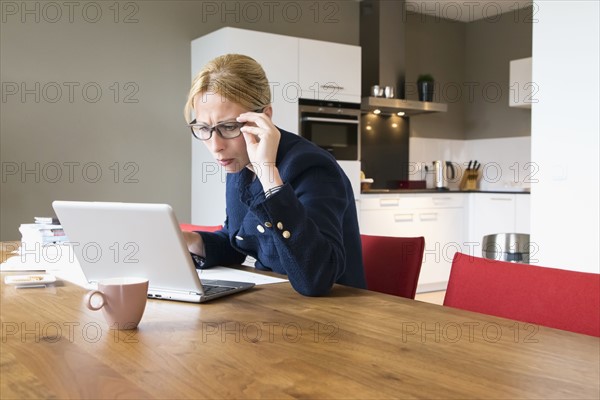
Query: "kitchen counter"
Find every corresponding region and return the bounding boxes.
[361,189,530,195]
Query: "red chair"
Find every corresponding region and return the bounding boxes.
[444,252,600,337]
[179,224,222,232]
[361,235,425,299]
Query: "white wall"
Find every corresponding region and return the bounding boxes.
[530,1,599,273]
[409,136,531,191]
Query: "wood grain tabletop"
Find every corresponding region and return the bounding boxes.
[1,244,599,399]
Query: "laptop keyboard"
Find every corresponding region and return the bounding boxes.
[202,284,234,296]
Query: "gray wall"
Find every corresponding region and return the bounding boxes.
[0,1,360,241]
[405,7,533,140]
[405,11,466,139]
[464,7,532,139]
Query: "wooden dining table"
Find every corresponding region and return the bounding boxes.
[1,243,599,399]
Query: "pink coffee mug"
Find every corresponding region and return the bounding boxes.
[85,277,149,330]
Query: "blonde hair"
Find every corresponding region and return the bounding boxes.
[184,54,271,122]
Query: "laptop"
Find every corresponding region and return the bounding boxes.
[52,201,255,303]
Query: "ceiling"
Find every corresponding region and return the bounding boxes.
[404,0,533,22]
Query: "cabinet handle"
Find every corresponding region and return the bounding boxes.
[420,213,438,221]
[380,199,399,207]
[321,84,344,90]
[432,197,453,204]
[490,198,513,201]
[394,214,414,222]
[301,117,359,125]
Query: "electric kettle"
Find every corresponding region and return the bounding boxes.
[433,161,456,190]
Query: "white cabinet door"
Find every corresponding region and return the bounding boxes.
[298,38,361,103]
[360,208,419,237]
[515,194,531,234]
[360,195,418,237]
[468,193,516,248]
[191,28,299,226]
[509,57,535,108]
[416,207,465,290]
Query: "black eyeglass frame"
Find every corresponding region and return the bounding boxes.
[187,120,246,141]
[187,108,266,141]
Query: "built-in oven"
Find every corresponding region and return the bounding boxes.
[298,99,361,160]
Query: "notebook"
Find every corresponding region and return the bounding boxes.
[52,201,255,303]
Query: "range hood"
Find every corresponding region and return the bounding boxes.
[361,97,447,117]
[359,0,447,116]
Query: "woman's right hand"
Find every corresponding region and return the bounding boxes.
[182,231,205,257]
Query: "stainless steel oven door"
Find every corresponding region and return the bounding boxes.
[298,100,361,160]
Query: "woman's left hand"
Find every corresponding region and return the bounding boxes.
[237,111,282,187]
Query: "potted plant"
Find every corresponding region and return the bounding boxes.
[417,74,435,102]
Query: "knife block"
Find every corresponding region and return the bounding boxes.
[460,170,481,191]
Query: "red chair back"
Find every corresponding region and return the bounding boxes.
[444,252,600,337]
[361,235,425,299]
[179,224,222,232]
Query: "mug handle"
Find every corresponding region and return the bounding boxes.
[85,290,106,311]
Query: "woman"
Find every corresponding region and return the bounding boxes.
[183,54,365,296]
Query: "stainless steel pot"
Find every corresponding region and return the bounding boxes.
[482,233,530,263]
[371,85,384,97]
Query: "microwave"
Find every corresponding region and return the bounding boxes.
[298,99,361,160]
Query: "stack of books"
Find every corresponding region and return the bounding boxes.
[19,217,68,245]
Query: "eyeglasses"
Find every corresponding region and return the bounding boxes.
[187,120,246,141]
[188,108,265,141]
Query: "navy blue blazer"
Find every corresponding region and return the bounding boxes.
[198,128,366,296]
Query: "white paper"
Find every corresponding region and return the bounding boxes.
[198,266,288,285]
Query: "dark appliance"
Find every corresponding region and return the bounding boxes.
[298,99,361,160]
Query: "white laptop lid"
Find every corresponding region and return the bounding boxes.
[52,201,204,295]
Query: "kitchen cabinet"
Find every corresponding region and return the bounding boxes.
[509,57,535,108]
[515,193,531,233]
[467,193,531,255]
[360,194,466,292]
[298,38,361,103]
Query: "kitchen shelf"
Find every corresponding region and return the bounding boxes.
[361,97,448,116]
